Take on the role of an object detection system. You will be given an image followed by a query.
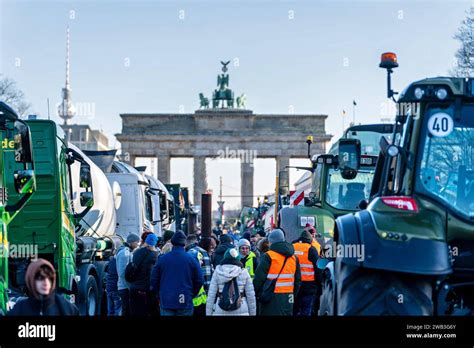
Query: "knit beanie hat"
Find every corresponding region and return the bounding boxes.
[241,232,251,241]
[171,231,186,246]
[145,233,158,247]
[223,248,241,262]
[126,233,140,244]
[268,229,285,244]
[238,238,251,249]
[219,234,233,244]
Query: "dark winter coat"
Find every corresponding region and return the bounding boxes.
[129,247,159,292]
[253,241,301,316]
[150,246,204,310]
[8,293,79,316]
[8,259,78,316]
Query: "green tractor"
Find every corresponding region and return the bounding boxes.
[0,102,36,314]
[319,52,474,315]
[278,124,394,244]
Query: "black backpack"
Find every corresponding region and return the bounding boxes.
[218,277,242,311]
[124,249,147,283]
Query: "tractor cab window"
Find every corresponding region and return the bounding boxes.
[325,168,374,210]
[416,104,474,219]
[311,164,322,200]
[347,131,393,156]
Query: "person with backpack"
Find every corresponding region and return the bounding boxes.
[238,238,259,280]
[150,231,204,316]
[116,233,140,317]
[8,259,79,316]
[206,248,256,316]
[128,233,160,316]
[253,229,301,316]
[292,230,320,316]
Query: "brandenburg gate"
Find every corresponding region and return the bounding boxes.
[116,62,331,207]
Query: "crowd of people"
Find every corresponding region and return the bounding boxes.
[8,224,323,317]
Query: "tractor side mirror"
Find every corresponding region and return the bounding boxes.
[14,121,33,163]
[338,139,361,180]
[79,163,92,188]
[308,191,320,204]
[14,169,36,194]
[80,191,94,207]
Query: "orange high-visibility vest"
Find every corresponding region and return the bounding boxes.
[312,239,321,256]
[266,250,297,294]
[293,242,315,282]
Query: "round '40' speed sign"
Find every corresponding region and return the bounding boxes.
[427,112,454,138]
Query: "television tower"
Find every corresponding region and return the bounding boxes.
[57,26,76,125]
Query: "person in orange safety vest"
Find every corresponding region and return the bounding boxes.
[253,229,301,316]
[292,230,321,316]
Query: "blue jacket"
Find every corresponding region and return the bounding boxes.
[150,246,204,310]
[106,256,119,292]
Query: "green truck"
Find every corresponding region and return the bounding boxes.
[0,102,37,314]
[319,52,474,315]
[4,118,121,316]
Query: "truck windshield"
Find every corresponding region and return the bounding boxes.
[325,168,374,210]
[416,104,474,219]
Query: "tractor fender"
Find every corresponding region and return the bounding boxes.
[323,260,336,291]
[335,210,452,276]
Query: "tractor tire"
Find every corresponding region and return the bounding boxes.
[336,258,433,315]
[78,275,99,316]
[318,270,336,316]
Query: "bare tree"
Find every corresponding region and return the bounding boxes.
[0,75,31,117]
[451,7,474,77]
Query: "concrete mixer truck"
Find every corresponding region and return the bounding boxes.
[85,152,176,238]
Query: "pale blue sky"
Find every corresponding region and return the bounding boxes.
[1,0,472,209]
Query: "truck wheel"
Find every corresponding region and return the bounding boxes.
[319,273,335,316]
[94,261,108,317]
[336,258,433,315]
[79,275,99,316]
